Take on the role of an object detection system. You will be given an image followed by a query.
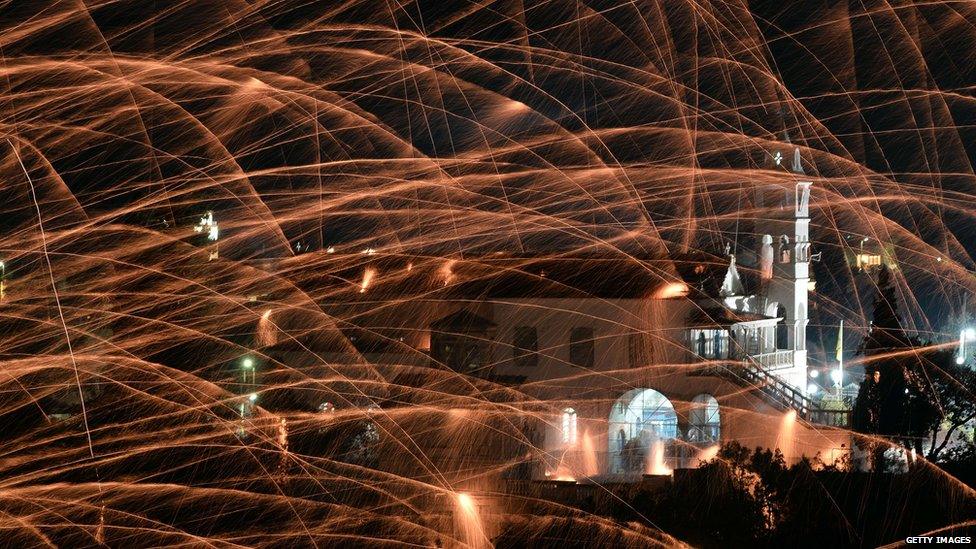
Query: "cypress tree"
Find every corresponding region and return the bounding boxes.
[854,264,912,469]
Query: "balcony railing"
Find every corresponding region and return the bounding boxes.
[750,350,794,369]
[809,409,851,427]
[551,447,722,476]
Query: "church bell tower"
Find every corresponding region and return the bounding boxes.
[758,148,811,390]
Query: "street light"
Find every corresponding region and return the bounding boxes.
[241,357,255,385]
[830,369,842,385]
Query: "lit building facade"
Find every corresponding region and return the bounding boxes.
[288,151,851,479]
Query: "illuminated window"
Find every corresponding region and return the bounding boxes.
[856,254,882,270]
[561,407,578,445]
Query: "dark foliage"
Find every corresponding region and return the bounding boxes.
[853,264,976,468]
[596,442,976,548]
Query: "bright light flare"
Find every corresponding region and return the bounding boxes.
[456,492,475,511]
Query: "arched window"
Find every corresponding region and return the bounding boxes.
[696,332,706,356]
[778,235,791,263]
[712,331,723,358]
[562,407,578,445]
[628,332,644,368]
[798,242,810,262]
[430,310,495,373]
[570,327,594,367]
[795,304,806,351]
[513,326,539,367]
[760,235,774,279]
[689,394,721,443]
[608,389,679,473]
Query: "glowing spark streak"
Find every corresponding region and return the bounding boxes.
[646,439,672,476]
[657,282,689,299]
[775,409,798,462]
[360,267,376,293]
[454,492,490,549]
[439,259,456,286]
[11,140,95,460]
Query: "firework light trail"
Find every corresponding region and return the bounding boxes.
[0,0,974,547]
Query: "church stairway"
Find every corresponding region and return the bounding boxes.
[707,358,850,427]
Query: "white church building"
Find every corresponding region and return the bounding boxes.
[248,148,850,479]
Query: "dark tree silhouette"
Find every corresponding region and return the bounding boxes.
[854,265,912,469]
[906,348,976,461]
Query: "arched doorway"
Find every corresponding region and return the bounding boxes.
[775,304,788,349]
[608,389,678,473]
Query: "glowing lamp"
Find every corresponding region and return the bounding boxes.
[807,383,819,394]
[830,369,842,384]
